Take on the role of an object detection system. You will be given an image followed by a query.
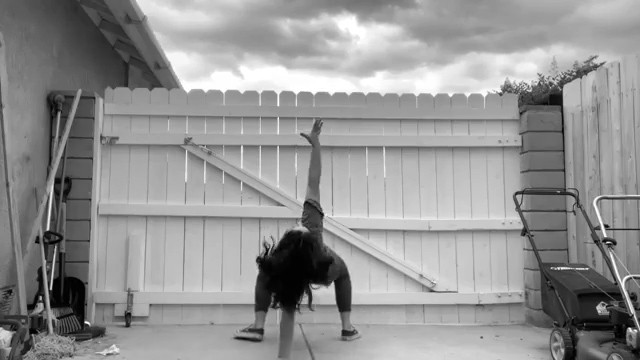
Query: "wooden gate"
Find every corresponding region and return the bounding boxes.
[87,87,525,326]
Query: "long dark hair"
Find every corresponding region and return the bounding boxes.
[256,229,334,312]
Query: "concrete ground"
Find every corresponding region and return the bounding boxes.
[73,324,551,360]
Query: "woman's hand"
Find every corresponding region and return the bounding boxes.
[300,118,323,145]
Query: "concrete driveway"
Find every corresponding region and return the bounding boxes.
[75,324,550,360]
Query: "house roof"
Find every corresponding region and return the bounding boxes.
[77,0,183,90]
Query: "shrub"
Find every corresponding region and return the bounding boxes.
[491,55,606,107]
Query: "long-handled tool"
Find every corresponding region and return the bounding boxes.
[31,182,83,336]
[40,93,83,335]
[25,90,81,336]
[49,176,85,334]
[34,186,64,335]
[47,93,67,291]
[23,89,81,277]
[51,176,71,295]
[31,187,61,335]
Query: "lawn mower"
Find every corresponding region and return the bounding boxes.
[514,188,640,360]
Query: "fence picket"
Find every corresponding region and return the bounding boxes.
[502,94,524,322]
[382,93,405,295]
[364,93,389,293]
[632,54,640,280]
[433,93,458,322]
[485,93,510,323]
[221,91,243,292]
[563,79,580,263]
[346,92,370,293]
[468,93,492,322]
[144,88,169,323]
[452,93,475,322]
[162,89,188,322]
[277,92,297,249]
[621,55,640,277]
[594,67,612,279]
[318,96,334,218]
[259,90,280,300]
[105,88,132,292]
[183,90,206,295]
[295,92,314,201]
[607,63,625,271]
[127,88,150,305]
[328,93,353,265]
[260,91,279,205]
[240,91,261,292]
[581,71,599,271]
[96,88,113,295]
[399,94,422,322]
[203,90,224,294]
[416,93,439,300]
[181,90,207,323]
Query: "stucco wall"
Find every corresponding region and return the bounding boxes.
[0,0,129,303]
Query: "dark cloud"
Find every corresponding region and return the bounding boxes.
[148,6,352,75]
[462,58,495,82]
[242,0,420,22]
[390,0,640,64]
[141,0,640,84]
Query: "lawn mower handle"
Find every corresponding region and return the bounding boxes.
[621,274,640,340]
[513,187,579,199]
[593,195,640,337]
[592,195,640,238]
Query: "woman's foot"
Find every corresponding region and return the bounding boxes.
[233,325,264,342]
[341,326,361,341]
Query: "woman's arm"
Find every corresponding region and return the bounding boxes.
[306,138,321,203]
[301,119,323,204]
[278,309,296,359]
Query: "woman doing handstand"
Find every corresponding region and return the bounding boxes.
[233,118,361,358]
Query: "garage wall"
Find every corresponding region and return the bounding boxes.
[0,0,129,304]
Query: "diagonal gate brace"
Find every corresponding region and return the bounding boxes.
[182,137,441,290]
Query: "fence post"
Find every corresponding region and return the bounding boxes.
[519,105,568,327]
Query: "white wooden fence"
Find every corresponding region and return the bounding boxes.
[87,88,525,325]
[563,54,640,285]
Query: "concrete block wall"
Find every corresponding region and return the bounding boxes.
[519,105,568,327]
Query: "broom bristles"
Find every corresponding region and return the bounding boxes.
[23,333,76,360]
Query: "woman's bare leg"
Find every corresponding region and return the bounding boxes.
[339,312,354,330]
[233,271,272,341]
[278,309,296,359]
[254,311,267,328]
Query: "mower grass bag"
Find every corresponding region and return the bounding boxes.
[541,262,623,326]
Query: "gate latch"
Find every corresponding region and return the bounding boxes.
[100,135,119,145]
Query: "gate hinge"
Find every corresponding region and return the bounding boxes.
[101,135,119,145]
[184,136,214,156]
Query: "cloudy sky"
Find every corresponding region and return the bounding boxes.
[137,0,639,95]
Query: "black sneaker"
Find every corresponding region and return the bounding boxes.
[341,327,361,341]
[233,325,264,342]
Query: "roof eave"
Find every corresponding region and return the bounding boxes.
[102,0,183,90]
